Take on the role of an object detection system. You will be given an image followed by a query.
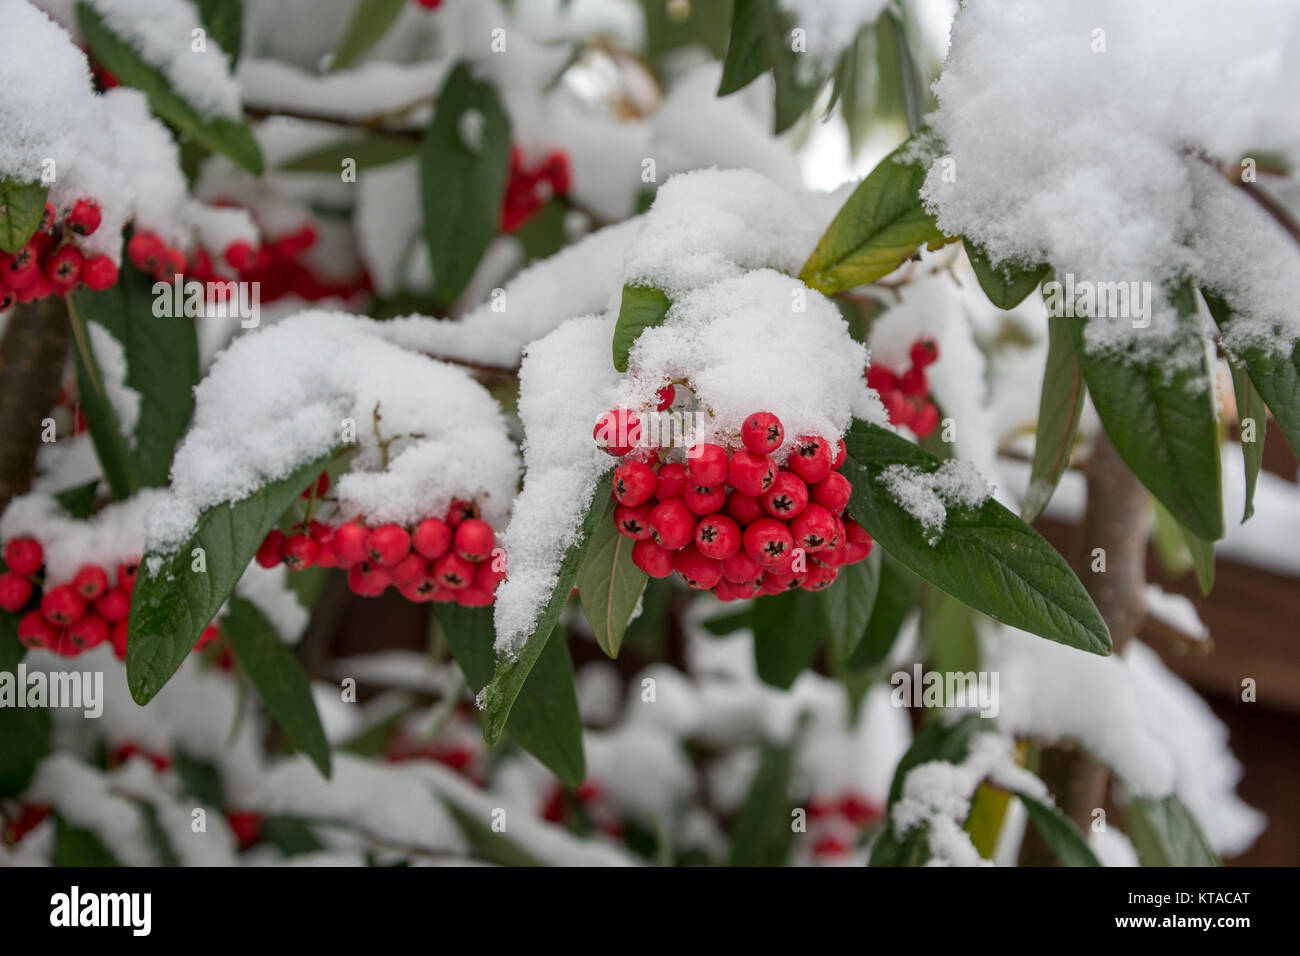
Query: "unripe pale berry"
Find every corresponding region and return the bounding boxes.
[412,517,453,559]
[787,435,832,484]
[686,443,728,486]
[674,544,723,590]
[741,411,784,455]
[613,503,654,540]
[649,499,696,550]
[695,513,741,560]
[454,518,495,562]
[4,537,43,575]
[727,449,775,497]
[631,538,676,578]
[762,471,807,519]
[613,461,657,506]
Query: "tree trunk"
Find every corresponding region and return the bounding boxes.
[0,298,70,510]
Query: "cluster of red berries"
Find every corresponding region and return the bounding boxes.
[807,789,883,860]
[501,146,572,233]
[0,536,219,659]
[593,408,873,600]
[414,0,444,8]
[541,779,624,838]
[867,338,942,439]
[1,200,119,309]
[210,209,372,304]
[254,474,505,606]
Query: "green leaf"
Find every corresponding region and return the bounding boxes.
[77,3,262,174]
[963,783,1013,860]
[444,801,542,867]
[435,603,587,785]
[728,739,796,866]
[1205,289,1300,459]
[1180,521,1216,597]
[278,134,418,173]
[139,801,182,866]
[174,751,225,808]
[421,63,512,307]
[799,137,950,294]
[754,0,822,134]
[1022,314,1086,521]
[0,179,48,254]
[820,546,880,661]
[920,583,979,675]
[576,495,647,657]
[1014,790,1101,867]
[867,823,931,866]
[55,480,99,520]
[1070,284,1223,541]
[0,616,51,798]
[885,714,983,809]
[717,0,768,95]
[259,815,324,857]
[966,241,1050,311]
[707,590,825,689]
[842,420,1111,655]
[880,6,923,134]
[1228,356,1267,523]
[1125,794,1221,867]
[330,0,406,71]
[844,551,918,669]
[127,449,338,705]
[611,285,671,373]
[223,597,331,778]
[66,298,137,500]
[194,0,243,68]
[480,470,610,746]
[54,814,121,866]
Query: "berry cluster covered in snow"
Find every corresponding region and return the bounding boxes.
[1,199,118,308]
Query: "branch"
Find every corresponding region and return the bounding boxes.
[0,297,72,510]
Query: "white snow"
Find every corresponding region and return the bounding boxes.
[1143,584,1210,643]
[85,320,141,442]
[879,459,992,544]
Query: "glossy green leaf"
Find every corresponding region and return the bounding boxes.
[1125,794,1221,867]
[1228,361,1266,523]
[717,0,767,95]
[820,546,880,661]
[728,739,796,866]
[331,0,406,71]
[66,298,137,500]
[279,134,418,173]
[611,285,671,373]
[844,551,918,669]
[194,0,243,68]
[0,616,51,798]
[1014,790,1101,867]
[576,494,647,658]
[54,815,120,866]
[1023,314,1086,522]
[0,178,48,254]
[966,241,1050,311]
[54,480,99,520]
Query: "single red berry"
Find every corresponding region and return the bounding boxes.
[790,504,836,552]
[613,461,657,506]
[787,436,832,484]
[41,584,86,626]
[654,462,687,500]
[0,571,33,612]
[68,613,109,649]
[15,271,52,302]
[226,810,263,849]
[81,254,118,290]
[67,199,102,236]
[743,518,794,569]
[883,390,911,428]
[866,365,898,393]
[346,561,392,596]
[909,338,939,370]
[397,578,439,603]
[694,513,741,560]
[391,553,427,584]
[593,407,642,457]
[44,245,84,290]
[255,529,285,569]
[432,552,476,590]
[300,471,330,499]
[416,0,444,10]
[649,499,696,550]
[674,544,723,590]
[759,571,803,594]
[412,517,453,559]
[911,400,940,438]
[631,538,675,578]
[686,443,728,486]
[160,246,186,278]
[683,484,727,516]
[17,610,56,649]
[455,585,494,607]
[655,384,675,410]
[333,521,369,564]
[281,533,318,570]
[727,449,776,497]
[843,520,874,563]
[720,549,762,584]
[762,471,808,519]
[4,536,43,575]
[72,564,108,600]
[111,620,129,659]
[811,472,852,514]
[801,564,838,592]
[95,588,130,622]
[127,231,165,273]
[811,835,852,858]
[543,150,571,194]
[831,439,847,469]
[454,518,495,562]
[726,491,766,526]
[224,240,256,272]
[741,412,784,455]
[898,366,927,397]
[3,243,40,289]
[445,499,479,526]
[476,560,506,592]
[116,560,140,593]
[195,623,220,650]
[366,524,410,565]
[613,502,654,540]
[38,201,56,232]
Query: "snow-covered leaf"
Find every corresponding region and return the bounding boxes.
[279,134,417,173]
[843,420,1110,655]
[1125,794,1221,867]
[966,240,1049,310]
[576,495,646,658]
[1014,790,1101,867]
[1022,314,1085,522]
[611,285,670,373]
[126,450,338,705]
[330,0,406,72]
[820,545,880,662]
[0,178,47,254]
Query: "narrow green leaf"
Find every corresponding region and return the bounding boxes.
[444,801,543,866]
[754,0,822,134]
[259,816,324,857]
[194,0,243,68]
[728,739,796,866]
[0,616,51,798]
[967,240,1050,311]
[331,0,406,71]
[1228,357,1267,522]
[1070,285,1223,541]
[0,178,48,254]
[223,597,331,778]
[66,299,137,500]
[54,480,99,520]
[820,546,880,661]
[481,470,610,745]
[54,815,121,866]
[436,602,496,691]
[717,0,768,95]
[885,714,982,809]
[751,589,824,688]
[844,550,917,669]
[1125,793,1221,867]
[279,134,418,173]
[127,449,338,704]
[842,420,1111,655]
[800,137,950,294]
[1180,522,1216,597]
[77,3,263,173]
[920,583,979,675]
[867,822,931,866]
[421,63,512,307]
[1022,314,1086,522]
[611,285,671,373]
[139,801,182,866]
[576,495,647,658]
[174,751,225,808]
[963,783,1013,860]
[881,6,923,134]
[1014,790,1101,867]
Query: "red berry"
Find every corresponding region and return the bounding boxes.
[720,549,762,584]
[81,254,118,290]
[72,564,108,600]
[593,408,642,457]
[544,150,571,194]
[613,461,657,506]
[281,533,318,570]
[686,443,728,486]
[17,610,56,649]
[346,561,392,596]
[683,484,727,516]
[866,365,898,392]
[694,514,741,560]
[726,491,766,526]
[365,524,410,565]
[41,584,86,626]
[613,503,654,540]
[445,499,478,526]
[883,390,911,427]
[4,536,43,575]
[801,564,838,592]
[195,623,220,650]
[787,436,832,484]
[476,560,506,593]
[68,199,102,236]
[333,521,369,564]
[391,553,427,584]
[911,401,940,438]
[160,247,186,278]
[831,439,847,469]
[256,529,285,569]
[0,572,33,612]
[910,338,939,369]
[111,620,129,659]
[631,538,676,578]
[741,412,784,455]
[454,518,495,562]
[224,240,256,272]
[811,472,852,514]
[743,518,794,569]
[300,471,330,499]
[412,517,453,559]
[68,613,109,649]
[790,503,836,552]
[713,578,750,602]
[654,462,687,500]
[727,449,776,497]
[94,588,130,622]
[762,471,808,519]
[44,245,84,290]
[655,384,675,410]
[844,520,874,563]
[432,552,476,590]
[898,366,927,397]
[116,560,139,594]
[456,586,494,607]
[397,577,439,603]
[3,243,40,289]
[127,231,164,273]
[649,499,696,550]
[38,202,56,232]
[674,544,723,590]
